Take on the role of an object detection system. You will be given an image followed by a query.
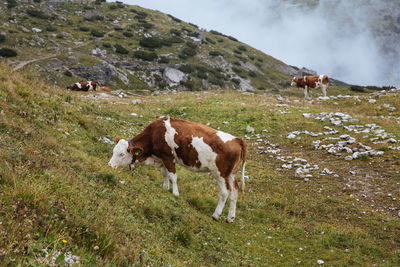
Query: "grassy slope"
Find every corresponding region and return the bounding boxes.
[0,1,290,92]
[0,64,399,265]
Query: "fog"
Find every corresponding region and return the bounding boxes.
[120,0,399,86]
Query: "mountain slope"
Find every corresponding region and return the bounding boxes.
[0,0,312,92]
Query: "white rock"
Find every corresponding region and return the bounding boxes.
[317,259,324,265]
[344,156,353,161]
[387,138,397,143]
[368,99,376,104]
[131,99,142,104]
[130,113,138,116]
[32,27,42,33]
[246,125,255,133]
[302,113,312,118]
[287,133,297,139]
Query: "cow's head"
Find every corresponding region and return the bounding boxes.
[108,138,144,170]
[290,77,297,87]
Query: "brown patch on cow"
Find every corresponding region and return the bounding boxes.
[69,81,98,91]
[115,137,120,143]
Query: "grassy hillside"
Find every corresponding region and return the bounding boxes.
[0,0,297,92]
[0,64,399,265]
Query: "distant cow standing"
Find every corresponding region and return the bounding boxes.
[68,81,98,91]
[108,117,247,223]
[290,75,329,99]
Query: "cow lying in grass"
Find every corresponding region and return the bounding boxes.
[290,74,329,99]
[67,81,98,91]
[108,117,247,223]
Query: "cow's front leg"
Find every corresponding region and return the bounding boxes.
[161,167,170,190]
[162,159,179,196]
[322,85,327,97]
[212,175,229,221]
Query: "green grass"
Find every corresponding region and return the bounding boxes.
[0,64,399,265]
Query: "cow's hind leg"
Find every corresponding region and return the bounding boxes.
[212,175,229,221]
[304,86,309,99]
[227,174,238,223]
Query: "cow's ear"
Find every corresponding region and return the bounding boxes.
[115,137,120,143]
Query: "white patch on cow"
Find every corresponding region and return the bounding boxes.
[191,136,218,172]
[108,139,133,168]
[164,117,179,157]
[87,81,93,91]
[144,155,163,168]
[291,80,297,87]
[75,82,82,89]
[303,76,307,82]
[216,131,235,143]
[319,74,324,83]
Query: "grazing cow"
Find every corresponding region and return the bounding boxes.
[98,86,111,92]
[67,81,98,91]
[290,74,329,99]
[108,117,247,223]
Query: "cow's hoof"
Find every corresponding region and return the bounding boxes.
[212,214,220,221]
[226,217,235,223]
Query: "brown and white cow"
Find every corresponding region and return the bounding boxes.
[67,81,98,91]
[290,74,329,99]
[108,117,247,223]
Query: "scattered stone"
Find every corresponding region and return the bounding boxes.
[99,136,114,145]
[368,99,376,104]
[317,259,324,265]
[246,125,255,133]
[131,99,142,104]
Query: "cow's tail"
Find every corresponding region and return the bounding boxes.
[239,139,248,199]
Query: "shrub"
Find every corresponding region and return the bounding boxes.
[164,36,184,44]
[158,57,169,64]
[7,0,17,9]
[167,14,182,23]
[0,35,5,43]
[350,85,365,92]
[237,45,247,51]
[257,57,263,62]
[231,78,240,85]
[95,0,106,4]
[114,44,129,54]
[0,48,17,57]
[102,42,111,48]
[234,49,242,54]
[170,29,181,36]
[133,50,158,61]
[209,50,223,57]
[196,71,207,80]
[248,55,255,60]
[175,228,192,247]
[45,26,57,32]
[210,30,223,36]
[233,61,241,66]
[248,71,257,77]
[180,80,195,90]
[79,26,90,32]
[189,23,199,29]
[186,42,197,49]
[123,31,133,37]
[181,47,196,57]
[228,35,238,42]
[208,75,224,87]
[63,70,72,77]
[27,10,51,20]
[139,37,162,48]
[91,29,104,37]
[179,65,195,73]
[232,67,243,75]
[205,37,215,44]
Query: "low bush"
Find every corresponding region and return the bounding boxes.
[248,71,257,77]
[179,65,195,73]
[205,37,215,44]
[139,37,162,48]
[350,85,365,92]
[102,42,111,48]
[91,29,104,37]
[170,29,181,36]
[27,10,51,20]
[167,14,182,23]
[180,80,195,90]
[181,47,196,57]
[0,35,5,43]
[237,45,247,51]
[209,51,223,57]
[0,48,17,57]
[45,26,57,32]
[7,0,17,8]
[79,26,90,32]
[123,31,133,37]
[114,44,129,54]
[133,50,158,61]
[158,57,169,64]
[231,78,241,85]
[228,35,238,42]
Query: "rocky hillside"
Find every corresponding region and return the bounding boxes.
[0,0,326,93]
